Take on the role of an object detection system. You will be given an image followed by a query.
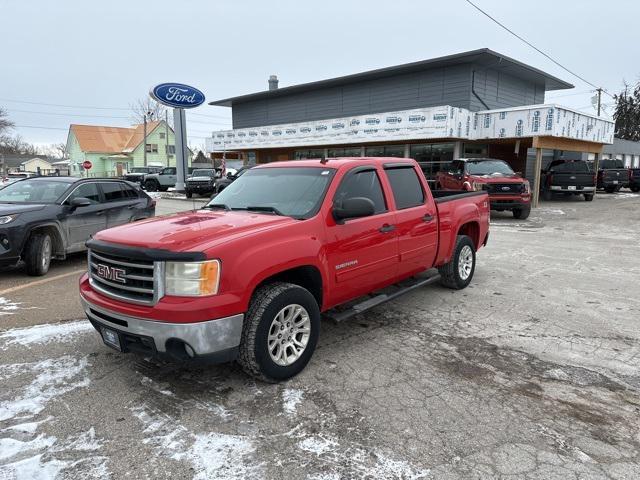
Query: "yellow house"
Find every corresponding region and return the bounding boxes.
[20,157,53,174]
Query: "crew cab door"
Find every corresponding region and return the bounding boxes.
[62,182,107,250]
[383,164,438,275]
[159,167,176,186]
[324,166,399,304]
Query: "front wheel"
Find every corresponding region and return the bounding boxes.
[185,191,192,198]
[144,180,158,192]
[24,233,52,276]
[513,205,531,219]
[238,282,320,382]
[438,235,476,290]
[631,185,640,193]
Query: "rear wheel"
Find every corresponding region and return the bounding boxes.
[159,186,168,192]
[604,186,615,193]
[238,282,320,382]
[584,194,594,201]
[185,191,192,198]
[512,205,531,219]
[24,233,52,276]
[144,180,158,192]
[631,185,640,192]
[438,235,476,290]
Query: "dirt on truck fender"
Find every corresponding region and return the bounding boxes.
[79,157,490,381]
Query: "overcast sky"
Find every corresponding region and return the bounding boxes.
[1,0,638,148]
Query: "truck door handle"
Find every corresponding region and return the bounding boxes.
[379,224,395,233]
[422,214,434,222]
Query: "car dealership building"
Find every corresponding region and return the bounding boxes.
[205,49,615,206]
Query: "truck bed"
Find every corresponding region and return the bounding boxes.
[431,190,488,202]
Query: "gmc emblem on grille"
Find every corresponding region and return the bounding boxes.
[96,264,126,283]
[501,186,511,191]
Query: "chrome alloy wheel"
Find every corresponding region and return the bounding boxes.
[458,245,473,280]
[268,304,311,366]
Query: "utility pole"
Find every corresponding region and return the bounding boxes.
[143,114,148,166]
[596,88,603,117]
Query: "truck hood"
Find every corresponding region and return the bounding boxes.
[469,174,524,183]
[0,203,48,215]
[93,209,296,252]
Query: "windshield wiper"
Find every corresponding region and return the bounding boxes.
[202,203,231,211]
[242,206,285,216]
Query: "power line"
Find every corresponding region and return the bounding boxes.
[463,0,614,98]
[7,108,131,119]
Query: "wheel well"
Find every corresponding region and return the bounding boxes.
[25,225,64,257]
[255,266,323,308]
[457,221,480,249]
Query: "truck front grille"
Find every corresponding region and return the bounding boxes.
[487,183,524,194]
[88,249,161,305]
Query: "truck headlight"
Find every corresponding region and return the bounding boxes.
[0,215,17,225]
[164,260,221,296]
[522,181,531,194]
[472,182,485,191]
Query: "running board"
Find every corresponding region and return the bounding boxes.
[323,272,441,323]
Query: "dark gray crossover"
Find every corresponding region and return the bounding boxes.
[0,177,155,276]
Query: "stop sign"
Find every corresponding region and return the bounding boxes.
[82,160,92,170]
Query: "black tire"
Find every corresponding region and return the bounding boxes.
[145,180,158,192]
[238,282,320,382]
[159,186,169,192]
[185,191,192,198]
[584,194,594,202]
[24,233,52,276]
[604,186,615,193]
[542,190,552,201]
[631,185,640,193]
[438,235,476,290]
[513,206,531,219]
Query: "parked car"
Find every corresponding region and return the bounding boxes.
[629,168,640,192]
[79,157,489,381]
[185,169,218,198]
[214,166,250,193]
[0,177,155,276]
[1,173,35,189]
[123,166,162,185]
[597,159,630,193]
[143,167,177,192]
[436,158,531,219]
[540,160,595,201]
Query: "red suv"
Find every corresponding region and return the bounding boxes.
[437,158,531,219]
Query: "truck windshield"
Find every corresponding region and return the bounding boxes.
[466,160,515,176]
[191,169,215,177]
[550,161,589,173]
[206,167,336,219]
[599,159,624,169]
[0,180,70,203]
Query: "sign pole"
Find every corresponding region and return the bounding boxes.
[174,107,188,192]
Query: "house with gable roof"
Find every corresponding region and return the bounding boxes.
[65,120,182,177]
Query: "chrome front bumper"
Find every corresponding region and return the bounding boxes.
[81,298,244,357]
[550,186,595,192]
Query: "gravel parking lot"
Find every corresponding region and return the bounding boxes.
[1,193,639,479]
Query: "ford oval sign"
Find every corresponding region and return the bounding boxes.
[150,83,205,109]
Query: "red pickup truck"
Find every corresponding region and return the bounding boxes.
[79,158,489,381]
[437,158,531,219]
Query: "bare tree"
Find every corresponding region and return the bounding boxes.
[0,134,40,155]
[130,98,169,125]
[0,107,14,135]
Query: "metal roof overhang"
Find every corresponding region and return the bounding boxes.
[209,48,574,107]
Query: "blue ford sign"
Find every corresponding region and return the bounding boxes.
[150,83,205,109]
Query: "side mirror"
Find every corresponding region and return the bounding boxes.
[226,172,234,179]
[333,197,375,222]
[69,197,91,208]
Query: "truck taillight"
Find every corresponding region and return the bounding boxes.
[547,174,553,186]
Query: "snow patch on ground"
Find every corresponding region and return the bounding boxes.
[614,192,640,199]
[539,208,566,215]
[0,321,93,349]
[0,356,89,422]
[282,388,303,415]
[132,405,261,479]
[0,297,22,316]
[0,357,107,478]
[298,435,339,455]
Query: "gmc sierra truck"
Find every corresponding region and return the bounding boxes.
[436,158,531,219]
[79,158,490,381]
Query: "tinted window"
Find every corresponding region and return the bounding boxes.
[121,184,139,199]
[599,159,624,169]
[67,183,100,204]
[101,183,126,202]
[161,168,176,175]
[334,169,386,214]
[0,180,70,203]
[385,167,425,209]
[466,160,515,176]
[550,161,589,173]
